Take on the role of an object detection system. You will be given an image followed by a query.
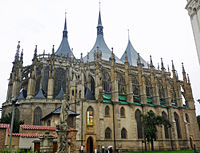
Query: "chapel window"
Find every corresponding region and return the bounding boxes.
[135,109,143,139]
[33,107,42,125]
[120,107,125,117]
[105,105,110,116]
[86,106,94,126]
[121,128,127,139]
[105,127,112,139]
[162,112,169,139]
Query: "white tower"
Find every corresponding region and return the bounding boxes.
[186,0,200,64]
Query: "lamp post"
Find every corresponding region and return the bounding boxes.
[9,98,19,150]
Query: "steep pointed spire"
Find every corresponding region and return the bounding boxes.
[55,12,72,58]
[182,62,187,83]
[161,58,165,70]
[150,55,154,68]
[32,45,37,61]
[14,41,20,63]
[182,62,185,73]
[83,7,122,64]
[120,32,148,67]
[172,60,175,71]
[97,10,103,35]
[64,11,67,31]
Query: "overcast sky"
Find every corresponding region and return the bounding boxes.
[0,0,200,115]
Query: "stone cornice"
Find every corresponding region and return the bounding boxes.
[186,0,200,17]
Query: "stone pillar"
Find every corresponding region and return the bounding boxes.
[39,131,54,153]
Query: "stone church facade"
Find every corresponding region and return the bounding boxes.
[2,9,200,152]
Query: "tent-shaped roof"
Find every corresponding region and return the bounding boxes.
[121,40,148,67]
[83,11,122,64]
[55,16,73,58]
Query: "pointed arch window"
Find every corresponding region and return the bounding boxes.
[105,127,112,139]
[35,66,42,94]
[117,73,126,94]
[121,128,127,139]
[105,105,110,116]
[132,76,140,96]
[54,68,66,97]
[87,106,94,126]
[135,109,143,139]
[120,107,125,117]
[174,112,182,139]
[162,112,169,139]
[145,77,152,98]
[33,107,42,125]
[43,66,49,93]
[89,75,95,96]
[102,72,111,92]
[158,80,165,104]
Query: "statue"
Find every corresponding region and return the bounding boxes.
[56,100,70,153]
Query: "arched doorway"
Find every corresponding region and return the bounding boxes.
[87,136,93,153]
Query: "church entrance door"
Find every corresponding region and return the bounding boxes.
[87,136,93,153]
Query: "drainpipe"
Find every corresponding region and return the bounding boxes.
[111,100,116,153]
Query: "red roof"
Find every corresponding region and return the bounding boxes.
[70,128,78,132]
[20,125,56,130]
[0,124,10,129]
[20,125,78,132]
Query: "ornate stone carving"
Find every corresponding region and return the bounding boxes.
[186,0,200,16]
[56,100,70,153]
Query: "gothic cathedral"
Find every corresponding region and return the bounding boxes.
[2,8,200,152]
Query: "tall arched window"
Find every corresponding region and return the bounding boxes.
[87,106,94,126]
[121,128,127,139]
[33,107,42,125]
[120,107,125,117]
[105,105,110,116]
[174,112,182,139]
[90,76,95,96]
[105,127,112,139]
[158,80,165,104]
[35,66,42,94]
[162,112,169,139]
[145,77,152,98]
[117,73,126,94]
[15,108,20,122]
[54,68,66,97]
[42,66,49,93]
[102,72,111,92]
[132,75,140,96]
[135,109,143,139]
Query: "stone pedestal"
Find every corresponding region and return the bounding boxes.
[39,131,54,153]
[56,123,70,153]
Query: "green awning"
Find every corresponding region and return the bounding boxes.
[161,105,167,108]
[134,102,142,106]
[120,101,128,105]
[147,98,152,103]
[119,95,126,101]
[103,94,111,100]
[148,103,155,107]
[103,99,111,103]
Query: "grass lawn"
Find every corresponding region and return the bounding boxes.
[127,150,199,153]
